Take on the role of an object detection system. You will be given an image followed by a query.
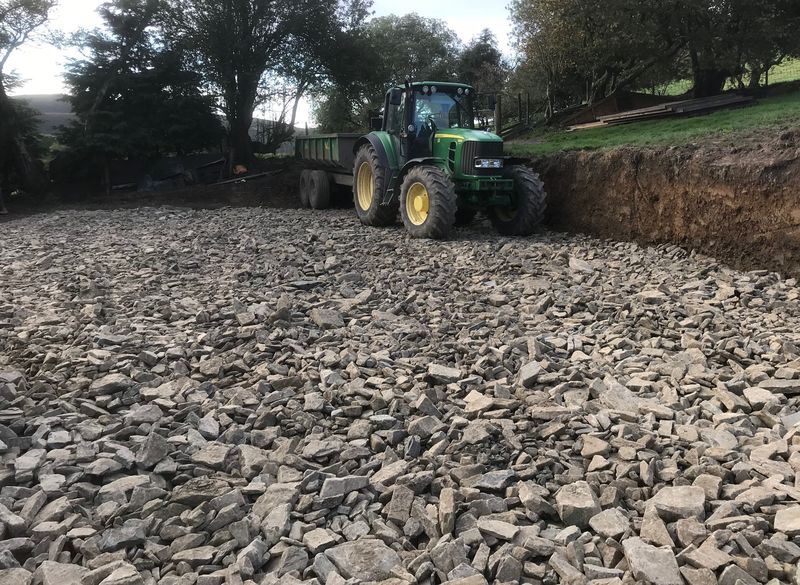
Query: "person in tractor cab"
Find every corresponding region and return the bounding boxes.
[412,91,460,157]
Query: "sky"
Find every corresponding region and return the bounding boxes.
[7,0,515,125]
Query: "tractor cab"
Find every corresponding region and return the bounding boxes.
[381,82,475,161]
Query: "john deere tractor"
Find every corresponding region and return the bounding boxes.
[296,81,547,240]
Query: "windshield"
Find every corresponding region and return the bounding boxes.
[414,90,474,130]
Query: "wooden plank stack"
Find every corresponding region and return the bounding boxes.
[568,93,755,131]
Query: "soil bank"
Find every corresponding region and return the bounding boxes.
[534,129,800,276]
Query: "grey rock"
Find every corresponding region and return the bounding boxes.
[622,537,682,585]
[555,481,601,528]
[325,540,401,581]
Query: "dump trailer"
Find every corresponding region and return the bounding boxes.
[295,81,547,240]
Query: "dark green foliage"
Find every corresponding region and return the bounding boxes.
[167,0,345,163]
[510,0,800,111]
[0,0,56,194]
[458,29,506,94]
[61,0,224,177]
[0,97,46,191]
[314,13,463,133]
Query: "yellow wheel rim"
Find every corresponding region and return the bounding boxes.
[356,162,374,211]
[406,182,430,226]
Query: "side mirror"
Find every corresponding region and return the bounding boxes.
[488,94,497,110]
[370,116,383,131]
[389,88,403,106]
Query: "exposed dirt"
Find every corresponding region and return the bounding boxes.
[0,159,305,222]
[534,128,800,277]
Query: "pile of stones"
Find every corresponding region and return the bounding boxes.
[1,207,800,585]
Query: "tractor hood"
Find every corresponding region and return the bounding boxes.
[432,128,503,143]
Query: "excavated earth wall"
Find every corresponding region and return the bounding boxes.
[534,130,800,276]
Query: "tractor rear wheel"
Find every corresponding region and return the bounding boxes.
[489,166,547,236]
[299,170,312,208]
[308,170,331,209]
[353,145,397,226]
[400,165,457,240]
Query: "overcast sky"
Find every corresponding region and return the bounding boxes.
[7,0,515,124]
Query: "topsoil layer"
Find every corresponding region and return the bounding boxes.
[534,128,800,277]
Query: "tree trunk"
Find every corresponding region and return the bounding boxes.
[225,74,260,166]
[689,47,728,98]
[229,114,254,165]
[692,68,728,97]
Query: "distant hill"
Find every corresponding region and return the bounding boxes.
[12,94,75,135]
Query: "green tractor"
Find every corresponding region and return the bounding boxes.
[295,81,546,239]
[354,81,546,239]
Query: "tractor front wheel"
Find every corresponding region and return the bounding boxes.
[488,166,547,236]
[353,145,397,226]
[400,166,457,240]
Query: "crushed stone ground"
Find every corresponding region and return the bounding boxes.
[2,207,800,585]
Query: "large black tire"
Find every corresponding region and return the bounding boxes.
[308,170,331,209]
[399,166,457,240]
[455,207,477,226]
[299,170,312,208]
[488,166,547,236]
[353,144,397,226]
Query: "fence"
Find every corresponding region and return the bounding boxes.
[475,92,534,139]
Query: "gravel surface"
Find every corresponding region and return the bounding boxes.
[2,206,800,585]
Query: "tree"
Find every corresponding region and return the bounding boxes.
[458,29,506,94]
[367,14,461,85]
[314,13,462,132]
[676,0,800,95]
[61,0,224,189]
[168,0,332,164]
[511,0,682,111]
[0,0,56,194]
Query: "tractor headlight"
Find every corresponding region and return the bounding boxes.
[422,85,429,94]
[474,158,504,169]
[457,87,464,95]
[431,86,437,93]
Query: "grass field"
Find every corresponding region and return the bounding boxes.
[656,59,800,97]
[507,89,800,156]
[769,59,800,85]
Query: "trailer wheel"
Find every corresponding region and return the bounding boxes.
[353,145,397,226]
[299,170,312,208]
[308,170,331,210]
[400,165,457,240]
[489,166,547,236]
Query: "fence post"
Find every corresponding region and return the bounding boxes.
[518,93,522,125]
[495,94,503,135]
[526,93,531,126]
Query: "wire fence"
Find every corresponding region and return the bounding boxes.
[768,59,800,85]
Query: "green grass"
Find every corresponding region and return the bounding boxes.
[650,59,800,97]
[507,89,800,156]
[769,59,800,85]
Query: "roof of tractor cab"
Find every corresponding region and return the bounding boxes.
[390,82,475,92]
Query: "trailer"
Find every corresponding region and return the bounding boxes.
[295,133,361,209]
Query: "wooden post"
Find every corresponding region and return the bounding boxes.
[526,92,531,126]
[517,93,522,125]
[495,94,503,134]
